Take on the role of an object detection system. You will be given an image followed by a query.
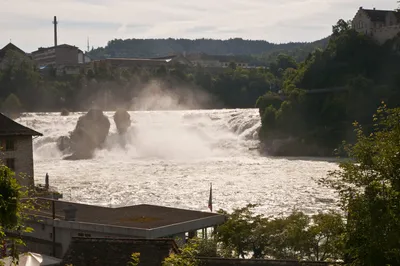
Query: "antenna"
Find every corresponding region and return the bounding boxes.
[53,16,58,47]
[87,36,90,52]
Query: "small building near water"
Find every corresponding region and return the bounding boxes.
[0,113,42,188]
[23,198,226,258]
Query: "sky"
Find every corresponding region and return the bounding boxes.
[0,0,397,53]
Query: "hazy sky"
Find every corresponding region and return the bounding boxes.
[0,0,397,53]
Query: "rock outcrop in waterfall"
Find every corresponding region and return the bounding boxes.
[113,109,131,134]
[57,109,110,160]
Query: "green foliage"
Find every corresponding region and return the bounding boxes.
[258,18,400,156]
[1,93,22,116]
[324,104,400,265]
[0,164,35,262]
[88,38,328,61]
[0,165,20,229]
[127,252,140,266]
[163,239,200,266]
[215,204,344,261]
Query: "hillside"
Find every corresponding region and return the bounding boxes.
[88,37,329,63]
[256,20,400,156]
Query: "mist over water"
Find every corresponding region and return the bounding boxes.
[17,108,339,216]
[16,87,339,216]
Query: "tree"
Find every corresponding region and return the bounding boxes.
[1,93,22,117]
[163,238,200,266]
[324,104,400,265]
[215,205,344,261]
[332,19,351,36]
[0,164,34,261]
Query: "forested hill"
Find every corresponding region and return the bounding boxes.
[88,37,329,62]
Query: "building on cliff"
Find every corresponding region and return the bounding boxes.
[31,44,91,76]
[0,113,42,188]
[352,7,400,44]
[0,43,29,70]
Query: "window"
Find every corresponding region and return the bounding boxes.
[6,158,15,171]
[6,139,15,151]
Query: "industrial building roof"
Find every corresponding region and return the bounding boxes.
[28,198,225,230]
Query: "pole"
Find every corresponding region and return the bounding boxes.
[53,16,58,47]
[52,196,56,256]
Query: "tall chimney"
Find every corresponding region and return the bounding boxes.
[53,16,58,47]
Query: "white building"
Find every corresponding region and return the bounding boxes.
[0,113,42,188]
[352,7,400,44]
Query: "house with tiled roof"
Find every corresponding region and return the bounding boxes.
[0,113,42,188]
[352,7,400,43]
[0,43,27,70]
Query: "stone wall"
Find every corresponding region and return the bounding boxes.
[55,46,79,65]
[372,25,400,44]
[0,135,34,188]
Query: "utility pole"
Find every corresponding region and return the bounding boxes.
[52,196,56,256]
[53,16,58,47]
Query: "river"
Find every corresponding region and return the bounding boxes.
[18,109,339,216]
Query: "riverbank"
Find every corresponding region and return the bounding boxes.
[259,137,340,158]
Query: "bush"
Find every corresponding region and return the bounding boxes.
[1,93,22,118]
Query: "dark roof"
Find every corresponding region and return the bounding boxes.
[61,237,178,266]
[0,43,26,60]
[31,44,78,54]
[28,198,222,229]
[363,9,394,22]
[105,58,170,62]
[185,53,249,63]
[0,113,42,136]
[150,55,178,60]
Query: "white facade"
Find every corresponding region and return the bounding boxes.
[352,7,400,44]
[0,136,35,188]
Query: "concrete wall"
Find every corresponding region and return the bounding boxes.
[55,47,79,65]
[0,136,34,188]
[385,12,398,26]
[372,25,400,44]
[26,220,144,257]
[78,52,84,64]
[32,48,56,66]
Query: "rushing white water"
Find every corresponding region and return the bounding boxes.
[18,109,339,216]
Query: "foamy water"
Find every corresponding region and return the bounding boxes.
[18,109,339,216]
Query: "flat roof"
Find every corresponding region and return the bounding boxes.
[28,198,224,230]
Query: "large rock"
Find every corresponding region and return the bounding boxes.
[113,109,131,134]
[60,109,110,160]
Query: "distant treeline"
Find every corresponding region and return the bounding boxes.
[88,37,329,64]
[0,51,289,113]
